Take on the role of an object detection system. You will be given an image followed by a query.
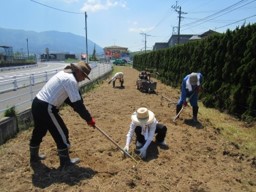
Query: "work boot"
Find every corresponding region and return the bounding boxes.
[156,140,169,149]
[176,105,182,118]
[192,106,199,122]
[58,148,80,169]
[120,80,124,88]
[30,146,46,163]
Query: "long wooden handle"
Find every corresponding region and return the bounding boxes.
[173,105,185,122]
[94,125,138,163]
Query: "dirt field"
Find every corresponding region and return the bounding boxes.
[0,66,255,192]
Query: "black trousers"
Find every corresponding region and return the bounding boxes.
[135,123,167,144]
[113,79,124,87]
[29,97,70,150]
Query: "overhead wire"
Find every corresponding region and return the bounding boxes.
[181,0,256,31]
[30,0,82,14]
[182,0,251,27]
[215,14,256,29]
[143,7,174,49]
[147,9,173,33]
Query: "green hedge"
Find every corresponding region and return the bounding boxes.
[133,23,256,122]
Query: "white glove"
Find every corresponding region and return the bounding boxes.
[123,145,129,153]
[136,148,147,158]
[122,146,129,157]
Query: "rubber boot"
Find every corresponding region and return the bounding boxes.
[120,80,124,88]
[58,148,80,169]
[193,106,199,122]
[30,146,46,163]
[176,105,182,118]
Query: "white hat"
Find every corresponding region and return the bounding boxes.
[131,107,155,125]
[189,72,198,85]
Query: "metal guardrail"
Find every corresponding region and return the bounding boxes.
[0,69,58,94]
[0,62,112,118]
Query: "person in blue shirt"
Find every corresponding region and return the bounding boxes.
[176,72,203,122]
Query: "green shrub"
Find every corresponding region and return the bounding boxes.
[4,106,16,117]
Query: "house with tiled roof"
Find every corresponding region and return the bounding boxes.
[153,30,219,51]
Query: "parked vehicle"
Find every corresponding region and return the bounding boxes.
[113,59,127,65]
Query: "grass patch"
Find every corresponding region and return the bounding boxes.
[65,58,80,63]
[199,102,256,156]
[111,65,132,74]
[80,80,102,93]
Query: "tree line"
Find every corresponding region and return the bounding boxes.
[133,23,256,122]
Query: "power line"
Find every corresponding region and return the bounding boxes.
[183,0,250,27]
[30,0,88,59]
[30,0,82,14]
[215,14,256,29]
[181,0,255,30]
[147,9,171,33]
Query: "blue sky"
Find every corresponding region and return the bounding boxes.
[1,0,256,52]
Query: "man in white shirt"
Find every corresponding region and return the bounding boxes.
[108,72,124,88]
[123,107,168,159]
[29,61,95,169]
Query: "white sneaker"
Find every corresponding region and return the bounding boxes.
[136,141,143,148]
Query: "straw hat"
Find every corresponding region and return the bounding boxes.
[71,61,91,80]
[189,72,198,85]
[131,107,155,125]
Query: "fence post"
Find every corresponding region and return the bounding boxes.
[45,71,48,82]
[30,74,35,86]
[30,80,34,102]
[98,63,100,78]
[13,76,18,91]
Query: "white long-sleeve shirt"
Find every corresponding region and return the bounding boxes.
[125,118,158,150]
[111,72,124,81]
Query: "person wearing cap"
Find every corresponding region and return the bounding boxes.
[108,72,124,88]
[29,61,96,169]
[123,107,168,159]
[176,72,203,122]
[139,70,150,81]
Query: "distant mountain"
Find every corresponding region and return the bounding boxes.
[0,28,104,55]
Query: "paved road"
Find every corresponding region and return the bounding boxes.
[0,62,67,79]
[0,62,112,117]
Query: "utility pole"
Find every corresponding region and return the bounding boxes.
[140,33,151,53]
[85,12,89,63]
[26,38,29,58]
[172,1,187,45]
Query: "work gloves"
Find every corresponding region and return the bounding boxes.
[123,145,129,152]
[87,118,95,127]
[184,97,190,107]
[122,145,130,158]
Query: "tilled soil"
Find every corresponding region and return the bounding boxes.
[0,66,255,192]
